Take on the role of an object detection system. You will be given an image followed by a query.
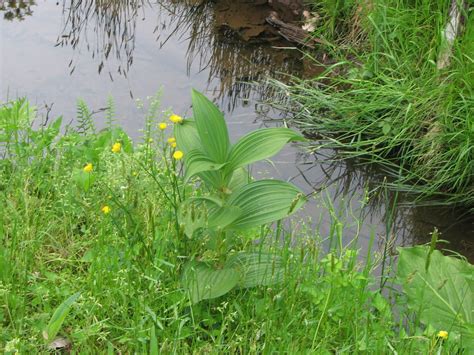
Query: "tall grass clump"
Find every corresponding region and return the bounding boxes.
[1,95,472,353]
[274,0,473,210]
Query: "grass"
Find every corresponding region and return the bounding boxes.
[273,0,474,210]
[0,96,470,353]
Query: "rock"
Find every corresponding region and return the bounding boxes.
[48,337,72,351]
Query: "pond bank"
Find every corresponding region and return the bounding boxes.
[0,0,472,261]
[1,97,472,352]
[274,0,474,212]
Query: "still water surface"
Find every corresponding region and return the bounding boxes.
[1,0,472,260]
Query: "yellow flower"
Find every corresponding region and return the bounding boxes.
[101,205,111,214]
[169,114,183,124]
[171,142,177,148]
[173,150,184,160]
[111,142,122,153]
[167,137,176,144]
[437,330,448,340]
[83,163,93,173]
[158,122,167,130]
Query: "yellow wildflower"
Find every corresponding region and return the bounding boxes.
[173,150,184,160]
[101,205,111,214]
[169,114,183,124]
[158,122,167,130]
[171,142,177,148]
[111,142,122,153]
[83,163,93,173]
[437,330,448,340]
[167,137,176,144]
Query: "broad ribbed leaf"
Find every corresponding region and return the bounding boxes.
[178,201,208,238]
[227,167,250,192]
[174,119,224,189]
[191,89,230,163]
[182,262,239,304]
[184,149,226,182]
[185,196,223,208]
[225,252,284,288]
[397,246,474,347]
[226,179,306,230]
[178,197,222,237]
[174,119,201,153]
[44,292,80,342]
[200,171,226,190]
[228,128,305,170]
[178,198,241,235]
[208,206,242,229]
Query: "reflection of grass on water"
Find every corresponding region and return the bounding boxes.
[57,0,148,75]
[55,0,301,109]
[0,0,35,21]
[274,0,474,211]
[153,0,303,108]
[289,146,474,259]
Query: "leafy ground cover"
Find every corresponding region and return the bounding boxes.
[0,94,472,353]
[273,0,473,210]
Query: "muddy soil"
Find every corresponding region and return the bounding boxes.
[212,0,304,43]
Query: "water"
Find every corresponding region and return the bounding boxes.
[1,0,472,260]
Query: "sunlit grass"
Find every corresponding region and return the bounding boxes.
[274,0,473,210]
[0,97,469,353]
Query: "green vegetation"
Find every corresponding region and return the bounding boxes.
[175,90,306,304]
[1,94,472,352]
[397,245,474,347]
[275,0,473,209]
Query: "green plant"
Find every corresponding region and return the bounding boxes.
[76,99,96,135]
[276,0,474,210]
[2,95,472,353]
[43,293,81,344]
[397,245,474,351]
[174,90,307,303]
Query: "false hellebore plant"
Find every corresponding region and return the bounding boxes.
[174,90,306,304]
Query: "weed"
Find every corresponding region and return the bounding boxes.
[0,94,471,352]
[274,0,474,210]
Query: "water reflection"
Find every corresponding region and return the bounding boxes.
[0,0,35,21]
[1,0,472,260]
[287,148,474,261]
[57,0,148,76]
[55,0,301,106]
[172,0,302,108]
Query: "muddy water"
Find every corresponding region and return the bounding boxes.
[1,0,472,260]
